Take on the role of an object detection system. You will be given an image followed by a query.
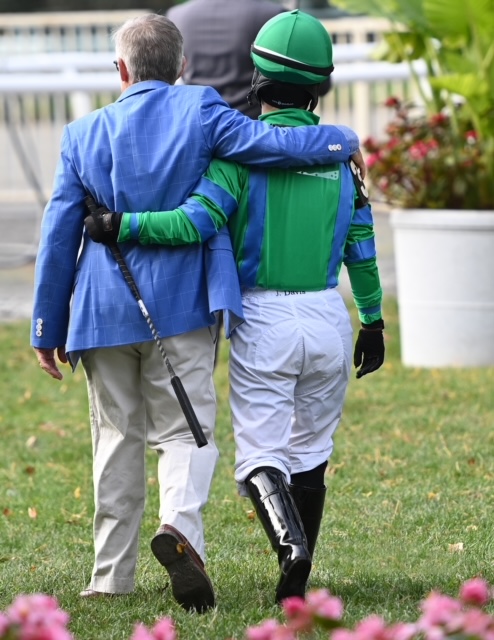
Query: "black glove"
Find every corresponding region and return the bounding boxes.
[353,318,385,379]
[84,195,122,244]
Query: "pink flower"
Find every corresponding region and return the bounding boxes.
[449,608,493,636]
[3,594,72,640]
[7,594,69,628]
[429,113,449,126]
[246,619,296,640]
[409,141,429,159]
[305,589,344,621]
[460,578,491,607]
[282,591,343,633]
[419,592,462,628]
[20,625,73,640]
[363,136,379,152]
[333,629,359,640]
[366,153,381,169]
[353,615,389,640]
[151,618,176,640]
[0,613,10,636]
[385,97,401,108]
[388,622,418,640]
[129,623,155,640]
[282,597,314,632]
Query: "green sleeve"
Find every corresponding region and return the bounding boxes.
[117,158,245,245]
[118,207,202,245]
[345,223,383,324]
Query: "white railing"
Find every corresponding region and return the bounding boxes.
[0,12,417,203]
[0,10,151,54]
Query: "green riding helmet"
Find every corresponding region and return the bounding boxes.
[251,9,334,86]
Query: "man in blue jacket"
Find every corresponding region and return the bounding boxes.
[31,13,362,613]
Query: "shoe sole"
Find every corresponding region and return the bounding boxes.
[151,531,215,613]
[276,556,312,603]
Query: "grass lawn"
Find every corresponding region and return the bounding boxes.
[1,297,494,639]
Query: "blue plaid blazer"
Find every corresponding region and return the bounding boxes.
[31,81,355,357]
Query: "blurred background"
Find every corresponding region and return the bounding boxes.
[0,0,402,313]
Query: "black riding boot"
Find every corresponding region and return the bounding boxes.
[246,467,312,604]
[289,484,326,558]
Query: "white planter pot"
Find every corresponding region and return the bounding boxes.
[390,209,494,368]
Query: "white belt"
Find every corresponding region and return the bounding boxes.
[242,288,327,299]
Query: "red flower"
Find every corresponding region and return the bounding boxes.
[384,96,401,108]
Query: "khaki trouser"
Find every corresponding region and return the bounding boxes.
[81,326,218,594]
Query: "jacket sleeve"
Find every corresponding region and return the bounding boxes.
[31,126,87,348]
[118,159,244,245]
[343,202,383,324]
[198,87,359,167]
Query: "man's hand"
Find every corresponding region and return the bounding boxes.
[350,149,366,180]
[84,195,122,244]
[34,347,68,380]
[353,319,385,379]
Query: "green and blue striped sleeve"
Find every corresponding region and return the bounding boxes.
[343,203,383,324]
[118,159,245,245]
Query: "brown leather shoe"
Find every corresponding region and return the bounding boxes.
[151,524,215,613]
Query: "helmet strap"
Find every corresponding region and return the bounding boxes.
[248,70,320,112]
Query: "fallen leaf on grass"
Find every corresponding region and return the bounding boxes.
[62,507,87,524]
[25,466,35,476]
[74,486,81,499]
[28,507,37,519]
[448,542,464,553]
[3,508,13,517]
[246,510,256,521]
[40,422,67,437]
[328,462,345,475]
[26,436,37,448]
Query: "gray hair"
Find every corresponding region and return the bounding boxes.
[112,14,184,85]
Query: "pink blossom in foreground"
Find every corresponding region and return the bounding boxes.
[351,614,390,640]
[282,589,343,633]
[245,619,295,640]
[0,614,9,636]
[459,578,491,607]
[151,618,176,640]
[446,608,493,637]
[305,588,344,621]
[6,594,70,629]
[419,591,463,628]
[2,594,73,640]
[333,621,417,640]
[332,628,359,640]
[129,618,176,640]
[129,623,155,640]
[282,597,313,632]
[387,622,418,640]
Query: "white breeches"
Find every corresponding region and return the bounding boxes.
[229,289,353,496]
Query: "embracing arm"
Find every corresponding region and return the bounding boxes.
[85,160,243,246]
[199,88,365,173]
